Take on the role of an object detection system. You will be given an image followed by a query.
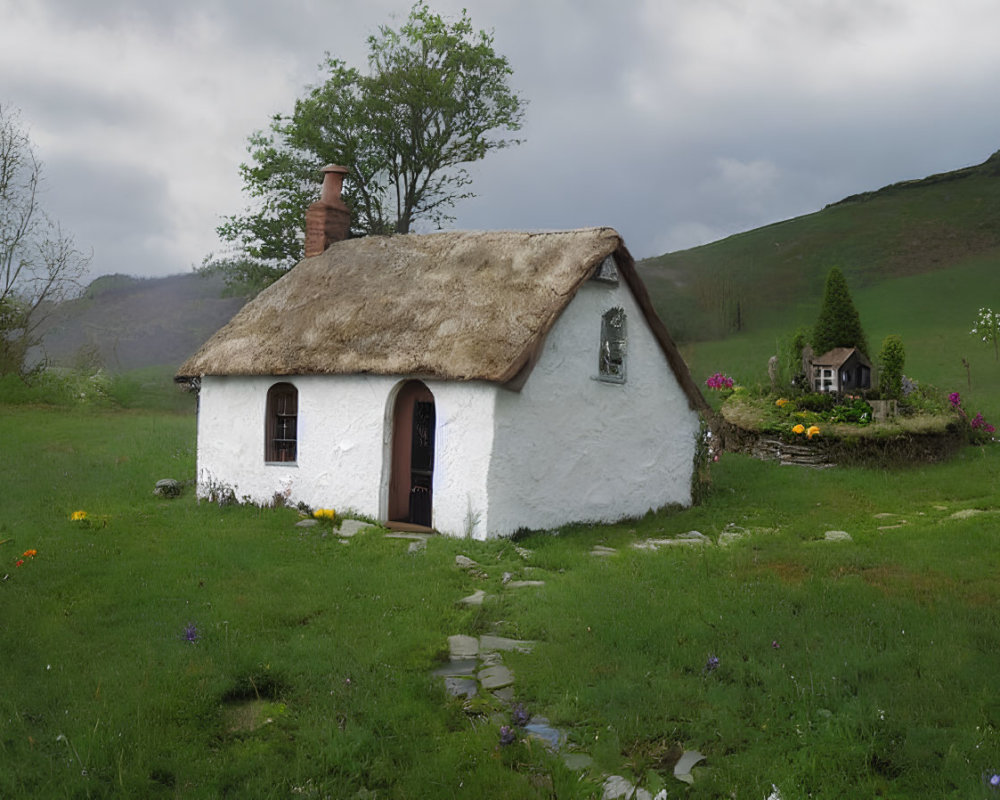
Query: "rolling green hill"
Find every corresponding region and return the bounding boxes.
[638,150,1000,420]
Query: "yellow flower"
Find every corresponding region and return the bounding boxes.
[70,510,88,521]
[807,425,821,439]
[775,398,788,407]
[312,508,336,520]
[792,424,805,435]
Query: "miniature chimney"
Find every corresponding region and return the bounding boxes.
[304,164,350,257]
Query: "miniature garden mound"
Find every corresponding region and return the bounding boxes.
[715,386,978,467]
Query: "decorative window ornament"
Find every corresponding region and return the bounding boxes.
[599,307,627,383]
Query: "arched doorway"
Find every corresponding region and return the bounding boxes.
[388,381,435,528]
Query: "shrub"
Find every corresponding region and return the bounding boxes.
[878,335,905,400]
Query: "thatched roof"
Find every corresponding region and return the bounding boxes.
[177,228,707,411]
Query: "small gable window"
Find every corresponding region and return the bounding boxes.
[266,382,298,463]
[591,255,619,284]
[599,307,627,383]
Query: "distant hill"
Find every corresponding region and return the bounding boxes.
[638,150,1000,342]
[32,272,245,372]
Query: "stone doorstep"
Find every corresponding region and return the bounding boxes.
[384,532,431,541]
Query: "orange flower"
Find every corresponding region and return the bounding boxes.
[23,549,37,558]
[15,559,24,567]
[792,424,805,435]
[807,425,821,439]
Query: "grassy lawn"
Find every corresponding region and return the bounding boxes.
[3,403,1000,797]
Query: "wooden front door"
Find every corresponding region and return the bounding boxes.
[388,381,435,528]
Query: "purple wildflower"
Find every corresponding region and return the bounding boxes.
[183,622,199,643]
[771,640,780,649]
[704,655,720,673]
[992,774,1000,787]
[972,413,985,429]
[949,392,961,409]
[511,703,530,727]
[499,725,516,746]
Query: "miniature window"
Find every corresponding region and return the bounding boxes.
[592,255,619,284]
[599,307,627,383]
[266,382,298,463]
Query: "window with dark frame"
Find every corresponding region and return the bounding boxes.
[266,382,298,463]
[599,307,627,383]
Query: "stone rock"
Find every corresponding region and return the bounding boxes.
[455,555,479,569]
[338,519,372,537]
[673,749,706,784]
[384,532,428,541]
[477,665,514,690]
[502,571,513,584]
[491,686,515,703]
[448,634,479,660]
[514,546,533,559]
[524,716,566,750]
[823,530,853,542]
[950,508,985,520]
[432,658,478,677]
[479,635,535,653]
[458,589,487,606]
[506,580,545,588]
[602,775,652,800]
[153,479,181,498]
[295,518,319,528]
[443,676,478,698]
[591,545,617,557]
[408,539,426,553]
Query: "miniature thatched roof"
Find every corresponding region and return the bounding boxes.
[176,227,707,411]
[812,347,872,369]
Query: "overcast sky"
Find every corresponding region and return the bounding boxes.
[3,0,999,282]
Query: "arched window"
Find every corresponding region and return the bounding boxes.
[265,382,298,463]
[599,307,627,383]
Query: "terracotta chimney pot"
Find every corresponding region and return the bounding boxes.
[305,164,350,257]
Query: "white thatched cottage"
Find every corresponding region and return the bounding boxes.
[177,166,708,539]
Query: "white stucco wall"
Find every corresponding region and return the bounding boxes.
[485,270,701,535]
[195,374,498,538]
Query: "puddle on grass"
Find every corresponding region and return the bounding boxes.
[221,699,287,733]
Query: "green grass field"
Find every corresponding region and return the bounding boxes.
[3,396,1000,798]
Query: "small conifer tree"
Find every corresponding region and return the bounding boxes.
[878,335,905,400]
[812,266,868,356]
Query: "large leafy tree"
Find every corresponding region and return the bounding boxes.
[213,2,525,292]
[1,105,89,376]
[812,266,868,356]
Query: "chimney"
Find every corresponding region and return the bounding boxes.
[304,164,350,257]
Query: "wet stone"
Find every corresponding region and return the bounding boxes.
[524,716,565,750]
